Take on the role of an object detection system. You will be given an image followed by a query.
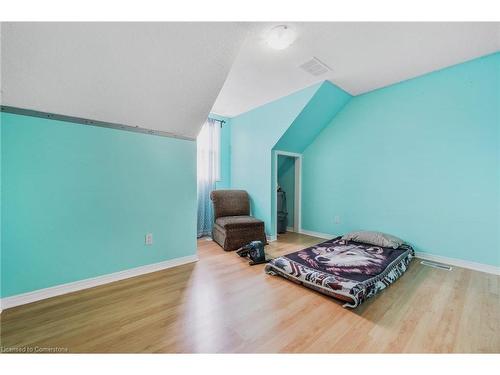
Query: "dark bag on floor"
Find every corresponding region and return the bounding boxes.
[236,240,268,265]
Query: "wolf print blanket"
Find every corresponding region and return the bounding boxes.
[265,236,414,308]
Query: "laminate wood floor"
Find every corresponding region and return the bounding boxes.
[1,232,499,353]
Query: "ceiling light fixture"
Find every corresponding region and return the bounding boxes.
[266,25,297,50]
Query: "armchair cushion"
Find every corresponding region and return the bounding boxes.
[215,216,265,230]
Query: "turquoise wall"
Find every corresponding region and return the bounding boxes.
[1,113,197,297]
[274,81,351,153]
[210,113,231,190]
[277,155,295,228]
[302,53,500,266]
[229,81,351,236]
[230,83,322,235]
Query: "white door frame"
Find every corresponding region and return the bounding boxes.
[273,150,302,238]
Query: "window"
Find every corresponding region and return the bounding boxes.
[197,118,221,237]
[196,118,220,183]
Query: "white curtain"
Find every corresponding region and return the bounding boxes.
[197,118,220,237]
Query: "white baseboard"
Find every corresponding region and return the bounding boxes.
[299,229,335,239]
[299,229,499,276]
[415,252,499,275]
[267,235,277,242]
[0,255,198,311]
[286,226,294,232]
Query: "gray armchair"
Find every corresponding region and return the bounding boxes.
[210,190,267,251]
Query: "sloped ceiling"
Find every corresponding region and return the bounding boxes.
[212,22,500,117]
[0,22,249,139]
[274,81,351,153]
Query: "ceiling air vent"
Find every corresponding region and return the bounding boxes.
[299,57,332,76]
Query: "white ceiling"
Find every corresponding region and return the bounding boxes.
[212,22,500,117]
[1,22,248,139]
[2,23,498,134]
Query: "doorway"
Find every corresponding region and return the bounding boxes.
[274,151,302,238]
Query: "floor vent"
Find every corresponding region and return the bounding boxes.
[299,57,332,76]
[420,260,452,271]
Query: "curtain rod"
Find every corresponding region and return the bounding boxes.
[209,117,226,125]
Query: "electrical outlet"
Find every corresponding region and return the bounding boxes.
[145,233,153,245]
[334,215,341,224]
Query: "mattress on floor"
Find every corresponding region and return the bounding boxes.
[265,236,414,308]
